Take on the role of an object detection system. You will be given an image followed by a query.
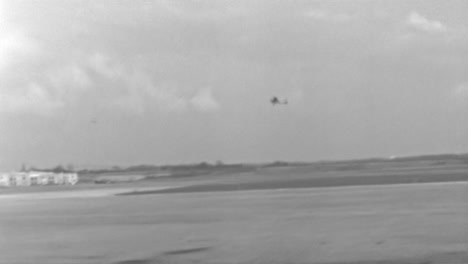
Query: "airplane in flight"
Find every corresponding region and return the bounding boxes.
[270,96,288,106]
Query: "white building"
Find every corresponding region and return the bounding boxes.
[0,172,79,187]
[65,173,79,185]
[0,173,10,187]
[11,172,30,186]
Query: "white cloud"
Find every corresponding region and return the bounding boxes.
[48,64,92,90]
[306,9,353,22]
[1,48,220,116]
[406,12,447,32]
[190,87,220,112]
[109,69,190,115]
[0,83,64,115]
[0,54,92,116]
[85,52,221,115]
[148,87,188,113]
[116,80,221,115]
[0,31,39,72]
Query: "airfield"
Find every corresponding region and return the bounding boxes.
[1,158,468,264]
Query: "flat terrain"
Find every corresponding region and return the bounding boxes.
[1,180,468,264]
[119,170,468,195]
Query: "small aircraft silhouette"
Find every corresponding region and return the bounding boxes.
[270,96,288,106]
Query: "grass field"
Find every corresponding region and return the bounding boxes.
[1,162,468,264]
[1,183,468,263]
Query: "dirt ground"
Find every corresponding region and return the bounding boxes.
[1,181,467,264]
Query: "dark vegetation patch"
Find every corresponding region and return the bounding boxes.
[162,246,211,256]
[74,153,468,185]
[77,163,256,184]
[114,258,156,264]
[113,250,468,264]
[113,247,211,264]
[118,172,468,196]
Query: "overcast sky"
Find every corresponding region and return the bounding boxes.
[1,0,467,170]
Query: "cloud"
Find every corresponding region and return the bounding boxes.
[0,31,39,72]
[0,83,64,115]
[97,63,189,115]
[305,9,353,22]
[48,64,92,90]
[190,87,220,112]
[406,12,447,32]
[144,81,189,113]
[85,52,221,115]
[116,68,190,114]
[116,81,221,115]
[0,45,221,117]
[0,45,92,116]
[2,63,94,116]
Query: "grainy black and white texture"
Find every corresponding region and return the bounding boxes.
[1,0,468,170]
[1,1,468,263]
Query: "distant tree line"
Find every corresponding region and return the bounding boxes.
[21,164,75,173]
[75,161,249,175]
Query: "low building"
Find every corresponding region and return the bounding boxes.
[29,172,51,185]
[0,173,10,187]
[65,173,79,185]
[0,171,79,187]
[11,172,30,186]
[53,173,65,185]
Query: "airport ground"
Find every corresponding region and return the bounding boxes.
[1,162,468,264]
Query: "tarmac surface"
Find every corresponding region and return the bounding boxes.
[1,179,468,264]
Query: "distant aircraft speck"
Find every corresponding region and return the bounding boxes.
[270,96,288,106]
